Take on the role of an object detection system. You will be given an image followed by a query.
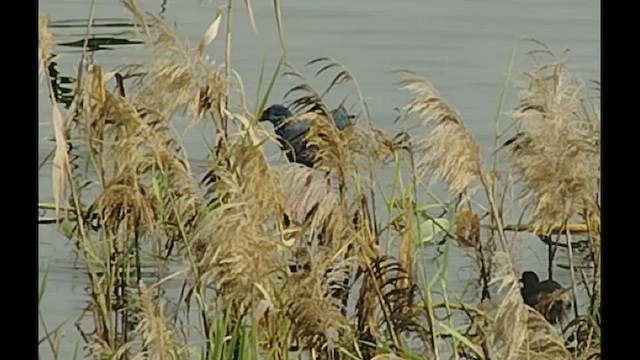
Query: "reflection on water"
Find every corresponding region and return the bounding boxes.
[48,18,139,28]
[47,61,74,108]
[38,0,599,358]
[43,16,145,109]
[58,37,143,52]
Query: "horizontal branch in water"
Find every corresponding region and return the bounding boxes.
[38,218,60,224]
[482,223,589,234]
[39,203,590,236]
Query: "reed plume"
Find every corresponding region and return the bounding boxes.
[505,43,600,235]
[396,70,483,203]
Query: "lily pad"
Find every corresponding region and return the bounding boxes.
[413,217,450,244]
[58,217,76,239]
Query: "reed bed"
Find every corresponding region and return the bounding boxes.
[38,1,600,359]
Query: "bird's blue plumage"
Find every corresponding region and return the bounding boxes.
[259,104,354,168]
[331,105,352,131]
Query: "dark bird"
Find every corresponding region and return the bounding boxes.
[520,271,572,324]
[259,103,354,213]
[259,104,353,165]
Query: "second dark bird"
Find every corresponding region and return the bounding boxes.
[520,271,572,325]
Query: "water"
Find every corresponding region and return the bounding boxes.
[38,0,600,358]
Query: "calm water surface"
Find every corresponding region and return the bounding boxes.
[38,0,600,358]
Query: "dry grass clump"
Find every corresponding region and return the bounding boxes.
[520,309,572,360]
[389,47,599,358]
[481,253,572,360]
[84,335,132,360]
[191,207,282,307]
[132,282,189,360]
[353,124,403,165]
[488,252,529,359]
[122,0,227,123]
[188,128,291,325]
[564,315,600,359]
[396,70,483,202]
[505,44,600,235]
[300,192,355,250]
[88,172,155,235]
[533,288,572,325]
[285,249,353,350]
[355,255,428,357]
[191,141,285,308]
[204,137,285,220]
[304,111,353,176]
[79,63,204,253]
[455,208,481,248]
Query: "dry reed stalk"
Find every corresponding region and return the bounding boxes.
[39,14,52,78]
[355,270,380,357]
[40,14,71,218]
[278,165,327,212]
[564,315,600,358]
[79,274,134,360]
[85,64,107,128]
[584,205,601,291]
[51,103,71,219]
[348,123,400,175]
[396,202,414,290]
[488,251,528,359]
[205,134,285,220]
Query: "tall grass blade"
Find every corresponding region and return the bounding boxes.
[244,0,258,33]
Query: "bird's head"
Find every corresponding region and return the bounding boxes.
[259,104,292,125]
[520,271,540,286]
[331,105,356,130]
